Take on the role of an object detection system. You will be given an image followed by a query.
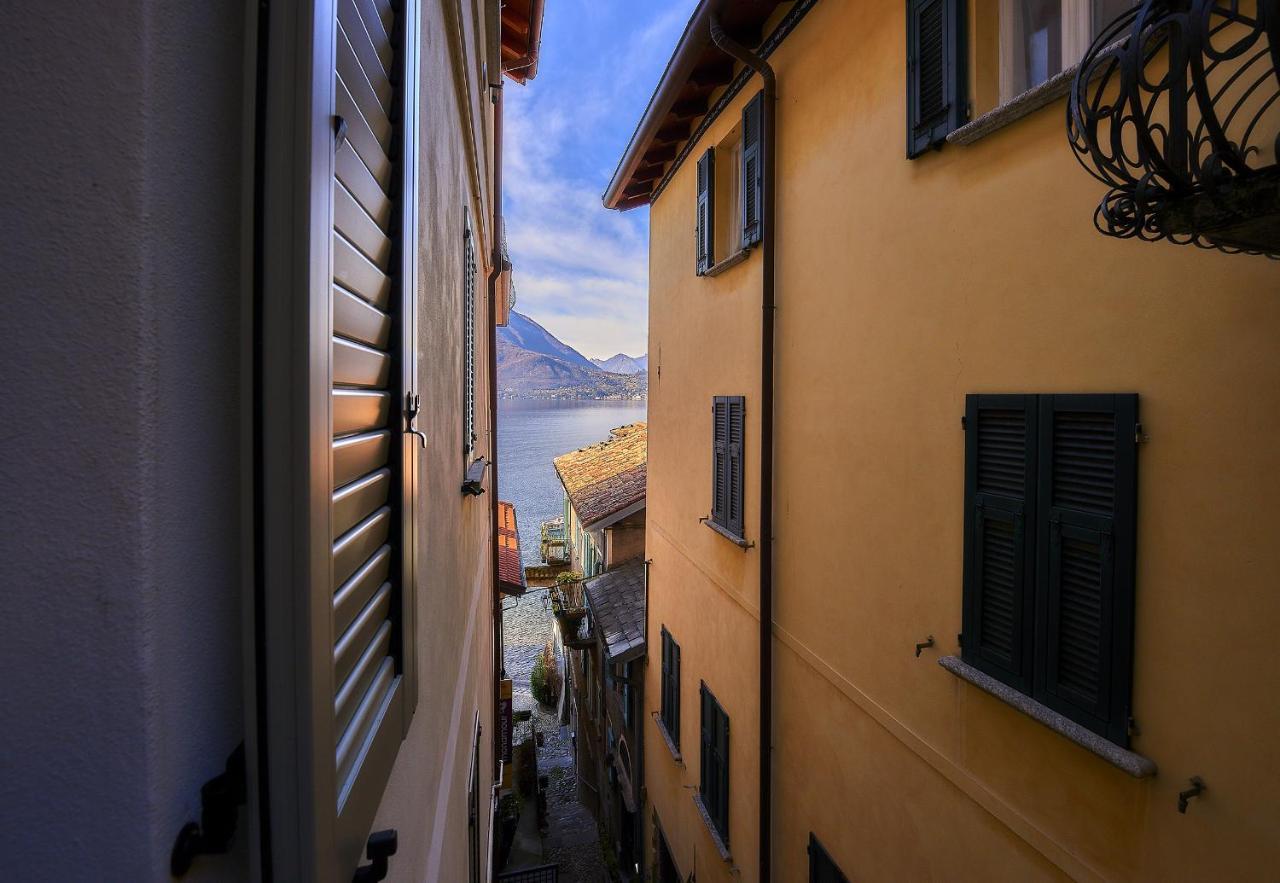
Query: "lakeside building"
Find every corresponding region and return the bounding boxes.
[4,0,543,880]
[604,1,1280,882]
[553,422,648,579]
[550,424,649,874]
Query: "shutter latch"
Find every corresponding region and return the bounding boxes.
[353,830,398,882]
[403,392,426,448]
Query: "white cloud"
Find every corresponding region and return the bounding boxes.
[501,1,695,360]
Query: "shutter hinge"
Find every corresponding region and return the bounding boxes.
[961,415,967,430]
[1134,422,1147,444]
[353,830,398,883]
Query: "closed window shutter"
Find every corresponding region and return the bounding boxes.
[712,398,728,526]
[906,0,967,158]
[699,684,712,812]
[661,629,671,728]
[962,395,1037,693]
[330,0,417,871]
[696,148,715,275]
[740,91,764,248]
[1035,395,1137,745]
[715,702,729,841]
[672,639,681,744]
[463,214,476,454]
[727,397,745,537]
[808,833,850,883]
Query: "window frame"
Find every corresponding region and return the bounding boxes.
[996,0,1133,103]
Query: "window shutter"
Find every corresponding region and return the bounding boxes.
[672,639,681,745]
[906,0,967,158]
[463,212,476,454]
[330,0,419,870]
[715,702,729,841]
[740,91,764,248]
[808,833,850,883]
[261,0,418,876]
[695,148,715,275]
[661,629,671,728]
[1035,395,1137,745]
[699,683,712,799]
[962,395,1037,693]
[727,397,745,537]
[712,398,728,526]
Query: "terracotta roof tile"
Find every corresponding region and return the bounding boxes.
[553,423,647,528]
[497,500,525,595]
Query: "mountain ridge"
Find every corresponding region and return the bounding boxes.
[590,353,647,375]
[497,311,646,400]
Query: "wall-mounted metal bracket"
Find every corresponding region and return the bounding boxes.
[462,457,488,496]
[170,743,246,876]
[352,829,398,883]
[1178,776,1206,814]
[915,635,935,658]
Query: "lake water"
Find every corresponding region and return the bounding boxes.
[497,398,647,567]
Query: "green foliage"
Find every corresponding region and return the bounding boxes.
[556,570,583,586]
[530,641,561,706]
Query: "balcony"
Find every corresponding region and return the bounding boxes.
[539,516,570,566]
[1068,1,1279,256]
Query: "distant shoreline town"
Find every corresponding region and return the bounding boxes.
[498,311,647,400]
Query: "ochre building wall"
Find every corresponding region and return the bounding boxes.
[643,1,1280,881]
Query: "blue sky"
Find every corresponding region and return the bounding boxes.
[503,0,697,361]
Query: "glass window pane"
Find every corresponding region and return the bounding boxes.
[1093,0,1135,38]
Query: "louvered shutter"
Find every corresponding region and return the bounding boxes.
[330,0,418,871]
[726,397,745,538]
[463,214,477,454]
[741,91,764,248]
[712,398,728,526]
[962,395,1037,693]
[906,0,967,158]
[1035,395,1137,745]
[695,148,715,275]
[660,629,671,728]
[672,638,681,745]
[699,684,713,812]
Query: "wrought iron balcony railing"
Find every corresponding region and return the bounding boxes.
[1068,1,1279,256]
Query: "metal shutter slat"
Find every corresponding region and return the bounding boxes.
[333,336,391,388]
[333,234,391,309]
[334,583,393,688]
[334,184,392,270]
[336,658,396,798]
[334,625,393,741]
[334,285,392,350]
[338,1,392,106]
[336,142,392,229]
[333,468,391,538]
[333,546,392,641]
[337,29,393,151]
[333,508,391,588]
[333,390,391,437]
[332,432,390,489]
[336,80,391,189]
[351,0,393,72]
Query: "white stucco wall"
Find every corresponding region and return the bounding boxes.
[0,2,248,880]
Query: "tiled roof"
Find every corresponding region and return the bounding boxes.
[497,501,525,596]
[584,558,647,664]
[553,422,647,529]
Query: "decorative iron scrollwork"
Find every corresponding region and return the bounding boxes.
[1068,1,1280,257]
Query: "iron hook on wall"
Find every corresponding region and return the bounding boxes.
[1178,777,1206,814]
[915,635,935,658]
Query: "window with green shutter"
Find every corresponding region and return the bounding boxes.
[740,91,763,248]
[962,393,1139,746]
[695,148,715,275]
[699,682,730,844]
[711,396,745,540]
[906,0,968,157]
[660,627,681,749]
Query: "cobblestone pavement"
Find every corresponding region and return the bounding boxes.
[503,589,610,882]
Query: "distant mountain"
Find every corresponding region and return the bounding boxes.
[497,312,646,400]
[497,311,596,370]
[590,353,647,375]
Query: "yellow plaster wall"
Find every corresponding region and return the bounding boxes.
[644,0,1280,880]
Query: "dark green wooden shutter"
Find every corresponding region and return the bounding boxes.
[699,683,712,804]
[712,398,728,526]
[672,638,681,745]
[714,697,729,841]
[906,0,967,158]
[695,148,715,275]
[727,397,744,537]
[962,395,1037,693]
[1035,395,1137,745]
[740,91,764,248]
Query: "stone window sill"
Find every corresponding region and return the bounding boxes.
[693,793,732,862]
[704,247,751,277]
[702,517,753,549]
[652,712,683,766]
[947,64,1079,147]
[938,656,1157,779]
